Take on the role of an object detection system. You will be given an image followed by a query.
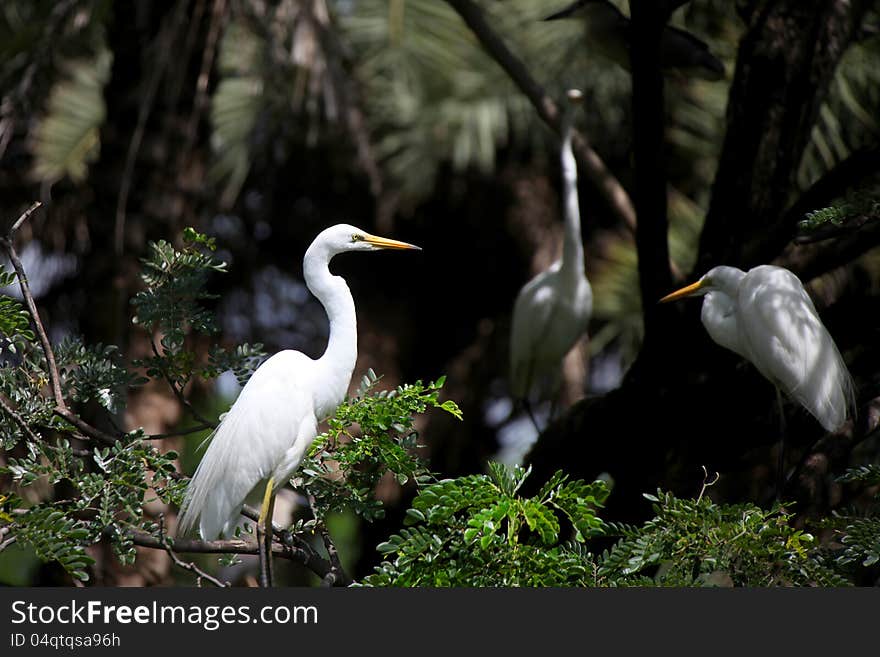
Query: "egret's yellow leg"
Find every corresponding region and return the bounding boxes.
[258,476,275,526]
[774,388,787,502]
[256,477,276,587]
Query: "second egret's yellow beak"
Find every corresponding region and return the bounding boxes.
[364,234,421,251]
[659,279,705,303]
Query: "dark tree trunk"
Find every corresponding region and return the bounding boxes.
[525,0,871,521]
[630,0,673,355]
[697,0,870,273]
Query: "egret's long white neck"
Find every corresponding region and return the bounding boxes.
[559,120,585,280]
[303,241,358,417]
[700,266,747,359]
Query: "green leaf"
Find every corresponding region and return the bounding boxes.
[32,45,112,184]
[522,500,560,545]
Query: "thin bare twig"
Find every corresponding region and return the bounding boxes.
[150,336,217,429]
[443,0,637,234]
[145,422,216,440]
[0,395,42,445]
[696,465,720,503]
[2,203,61,404]
[183,0,226,153]
[2,204,119,448]
[308,494,350,587]
[158,514,229,587]
[9,201,42,235]
[302,1,384,199]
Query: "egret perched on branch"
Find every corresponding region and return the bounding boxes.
[177,224,420,584]
[660,265,855,493]
[509,89,592,424]
[544,0,725,81]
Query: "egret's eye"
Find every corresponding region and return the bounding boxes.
[351,234,364,242]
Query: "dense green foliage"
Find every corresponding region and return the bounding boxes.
[363,464,607,586]
[599,492,848,586]
[131,229,266,392]
[362,468,879,587]
[0,265,34,356]
[300,369,461,523]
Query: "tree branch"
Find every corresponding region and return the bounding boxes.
[0,534,15,553]
[1,203,119,448]
[240,503,338,583]
[779,213,880,283]
[150,336,218,429]
[145,422,216,440]
[128,523,335,583]
[183,0,225,155]
[2,202,62,405]
[54,408,119,447]
[158,514,229,587]
[304,1,384,200]
[443,0,637,234]
[8,201,42,234]
[0,394,43,445]
[308,494,350,587]
[769,148,880,279]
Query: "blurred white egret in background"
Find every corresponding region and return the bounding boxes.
[177,224,420,585]
[661,264,855,493]
[509,89,593,427]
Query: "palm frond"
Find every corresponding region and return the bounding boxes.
[208,19,265,207]
[30,44,111,184]
[797,36,880,191]
[339,0,632,204]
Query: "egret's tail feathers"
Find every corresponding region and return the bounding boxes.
[814,364,856,433]
[177,413,254,540]
[794,340,856,434]
[196,485,241,541]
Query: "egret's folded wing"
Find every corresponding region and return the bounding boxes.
[738,267,852,431]
[509,272,559,397]
[177,351,315,539]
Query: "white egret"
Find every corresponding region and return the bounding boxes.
[177,224,420,583]
[544,0,725,81]
[660,265,855,493]
[509,89,592,424]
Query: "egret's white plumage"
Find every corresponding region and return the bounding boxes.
[661,264,855,432]
[177,224,419,540]
[509,92,592,401]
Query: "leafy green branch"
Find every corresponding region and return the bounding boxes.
[298,369,462,523]
[598,491,849,587]
[130,227,265,427]
[362,463,608,586]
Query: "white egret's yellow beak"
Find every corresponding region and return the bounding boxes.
[659,280,705,303]
[363,234,421,251]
